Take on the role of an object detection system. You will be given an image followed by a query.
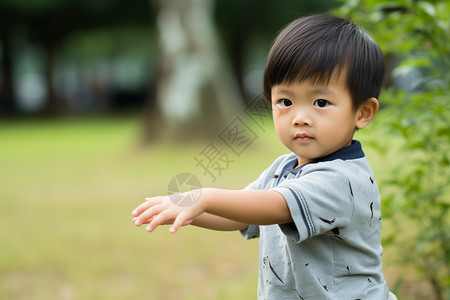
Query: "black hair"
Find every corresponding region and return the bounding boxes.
[263,14,384,110]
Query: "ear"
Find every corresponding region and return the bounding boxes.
[355,97,379,129]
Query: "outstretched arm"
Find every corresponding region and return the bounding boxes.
[132,211,248,231]
[191,213,249,231]
[132,188,292,233]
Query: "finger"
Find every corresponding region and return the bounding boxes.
[132,197,162,217]
[134,206,163,226]
[146,211,175,232]
[182,219,193,226]
[132,197,161,217]
[169,213,189,233]
[133,216,155,225]
[134,204,165,226]
[149,217,191,226]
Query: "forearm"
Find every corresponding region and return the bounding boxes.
[132,188,292,234]
[191,213,249,231]
[201,188,292,226]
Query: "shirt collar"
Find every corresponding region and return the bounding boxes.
[283,140,365,174]
[315,140,365,163]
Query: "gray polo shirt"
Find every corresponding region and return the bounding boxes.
[241,141,396,300]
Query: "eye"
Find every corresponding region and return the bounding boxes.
[313,99,329,108]
[278,98,293,107]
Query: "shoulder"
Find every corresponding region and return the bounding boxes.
[271,152,297,166]
[261,152,297,177]
[263,152,297,179]
[244,152,296,190]
[303,156,373,179]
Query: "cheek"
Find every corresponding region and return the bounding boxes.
[273,119,282,136]
[272,107,281,118]
[321,111,356,137]
[273,114,283,136]
[273,116,288,140]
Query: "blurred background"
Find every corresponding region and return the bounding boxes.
[0,0,448,299]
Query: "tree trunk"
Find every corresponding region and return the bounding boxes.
[143,0,243,143]
[0,29,16,115]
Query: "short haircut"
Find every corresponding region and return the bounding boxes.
[263,14,385,110]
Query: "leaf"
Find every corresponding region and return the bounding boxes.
[417,1,436,17]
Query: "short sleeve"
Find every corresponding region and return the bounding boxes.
[273,162,354,243]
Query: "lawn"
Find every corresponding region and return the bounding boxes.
[0,115,431,299]
[0,116,283,300]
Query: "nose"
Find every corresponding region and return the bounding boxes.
[292,110,312,126]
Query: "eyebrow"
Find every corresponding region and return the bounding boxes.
[272,86,337,98]
[272,88,294,97]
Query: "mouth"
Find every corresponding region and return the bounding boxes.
[294,133,314,143]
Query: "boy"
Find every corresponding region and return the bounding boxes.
[133,14,396,299]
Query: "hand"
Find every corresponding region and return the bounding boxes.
[132,190,205,233]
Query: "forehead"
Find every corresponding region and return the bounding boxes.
[271,69,349,97]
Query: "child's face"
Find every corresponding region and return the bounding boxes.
[271,72,360,167]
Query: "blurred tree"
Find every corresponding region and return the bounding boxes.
[142,0,340,142]
[0,1,21,115]
[0,26,15,115]
[143,0,242,141]
[0,0,150,116]
[336,1,450,299]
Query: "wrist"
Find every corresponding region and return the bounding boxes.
[198,188,213,213]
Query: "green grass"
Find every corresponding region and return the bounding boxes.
[0,116,289,300]
[0,115,433,299]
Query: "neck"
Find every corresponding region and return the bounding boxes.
[295,157,314,168]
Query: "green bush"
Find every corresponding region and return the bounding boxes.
[336,1,450,299]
